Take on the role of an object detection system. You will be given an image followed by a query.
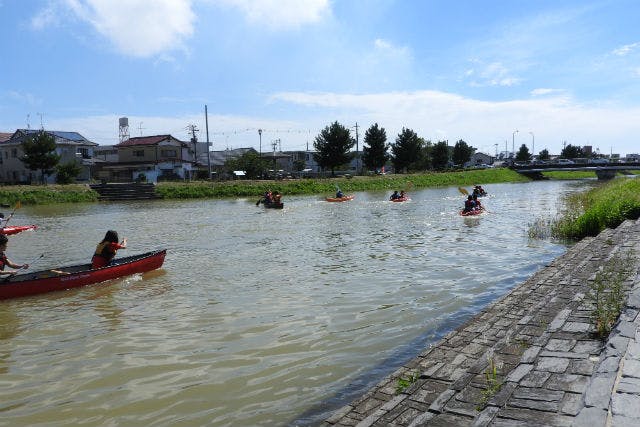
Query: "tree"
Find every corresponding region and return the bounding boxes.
[20,130,60,184]
[515,144,531,162]
[313,121,354,176]
[224,151,269,179]
[452,139,475,166]
[431,140,450,170]
[538,149,550,160]
[561,144,584,159]
[390,128,425,173]
[362,123,389,172]
[55,161,82,184]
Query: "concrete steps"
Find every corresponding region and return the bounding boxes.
[90,183,161,201]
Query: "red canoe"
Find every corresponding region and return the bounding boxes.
[0,225,38,235]
[391,197,410,202]
[326,195,355,202]
[0,249,166,300]
[460,209,483,216]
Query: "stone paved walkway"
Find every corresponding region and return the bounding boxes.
[323,219,640,426]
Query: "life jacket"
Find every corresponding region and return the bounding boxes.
[94,241,116,261]
[464,199,475,211]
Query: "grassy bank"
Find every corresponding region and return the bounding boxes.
[0,184,98,206]
[552,177,640,240]
[0,169,527,204]
[155,168,529,199]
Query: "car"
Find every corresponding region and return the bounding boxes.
[556,159,575,165]
[588,158,609,164]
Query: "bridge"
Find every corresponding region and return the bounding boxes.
[512,162,640,180]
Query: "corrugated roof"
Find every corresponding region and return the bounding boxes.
[117,135,186,147]
[7,129,97,145]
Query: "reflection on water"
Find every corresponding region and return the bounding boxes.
[0,181,589,426]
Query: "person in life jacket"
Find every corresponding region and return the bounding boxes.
[463,195,476,213]
[389,191,400,200]
[91,230,127,269]
[472,194,483,211]
[0,234,28,277]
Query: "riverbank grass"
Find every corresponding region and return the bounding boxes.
[551,178,640,240]
[0,184,98,205]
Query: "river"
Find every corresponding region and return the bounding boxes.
[0,180,590,426]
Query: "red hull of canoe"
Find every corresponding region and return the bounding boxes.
[391,197,410,202]
[0,249,166,300]
[460,209,483,216]
[326,195,355,202]
[0,225,38,235]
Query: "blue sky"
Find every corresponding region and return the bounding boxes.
[2,0,640,156]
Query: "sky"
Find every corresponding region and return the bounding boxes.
[2,0,640,157]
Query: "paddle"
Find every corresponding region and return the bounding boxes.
[256,198,262,206]
[458,187,469,195]
[2,201,21,228]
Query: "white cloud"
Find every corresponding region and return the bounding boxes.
[612,42,640,56]
[6,91,43,107]
[30,4,60,30]
[42,0,196,57]
[218,0,330,29]
[373,38,411,58]
[269,90,640,155]
[530,88,564,96]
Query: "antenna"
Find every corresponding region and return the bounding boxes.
[26,114,30,130]
[37,113,44,129]
[138,122,145,136]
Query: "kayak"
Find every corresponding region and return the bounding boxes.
[391,197,410,202]
[0,225,38,235]
[460,209,483,216]
[263,201,284,209]
[0,249,166,300]
[326,195,355,202]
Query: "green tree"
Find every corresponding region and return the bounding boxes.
[452,139,475,166]
[431,140,450,170]
[224,151,269,179]
[313,121,354,176]
[515,144,531,162]
[20,130,60,184]
[362,123,389,172]
[390,128,425,173]
[55,161,82,184]
[561,144,584,159]
[538,148,550,160]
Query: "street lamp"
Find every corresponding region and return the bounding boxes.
[528,131,534,159]
[512,130,519,158]
[258,129,262,157]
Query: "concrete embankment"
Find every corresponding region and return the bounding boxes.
[323,219,640,426]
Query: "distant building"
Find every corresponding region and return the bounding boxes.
[466,152,494,166]
[100,135,194,183]
[0,129,97,184]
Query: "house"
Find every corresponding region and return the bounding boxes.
[101,135,194,183]
[0,129,98,184]
[466,152,494,167]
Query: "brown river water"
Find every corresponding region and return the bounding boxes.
[0,181,591,426]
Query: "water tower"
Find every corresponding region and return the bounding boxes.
[119,117,130,142]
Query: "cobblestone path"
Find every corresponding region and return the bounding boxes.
[323,219,640,426]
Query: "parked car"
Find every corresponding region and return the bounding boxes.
[556,159,575,165]
[588,158,609,164]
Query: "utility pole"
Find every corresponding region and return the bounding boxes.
[271,139,279,172]
[188,124,199,180]
[205,105,211,180]
[353,122,359,175]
